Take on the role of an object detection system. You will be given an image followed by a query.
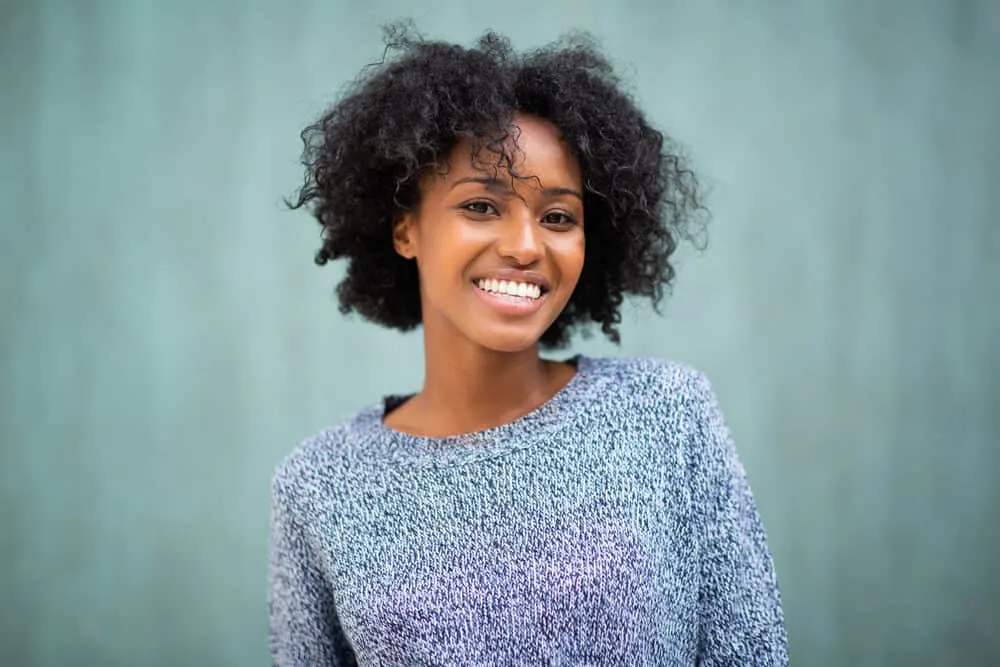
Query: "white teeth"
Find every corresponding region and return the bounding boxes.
[476,278,543,300]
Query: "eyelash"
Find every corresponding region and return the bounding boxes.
[463,201,497,216]
[461,201,578,227]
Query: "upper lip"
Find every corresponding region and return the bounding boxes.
[472,269,551,293]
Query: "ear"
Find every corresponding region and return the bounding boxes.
[392,213,418,260]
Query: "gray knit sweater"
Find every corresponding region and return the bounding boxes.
[268,356,788,666]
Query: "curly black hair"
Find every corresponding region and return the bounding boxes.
[288,24,706,348]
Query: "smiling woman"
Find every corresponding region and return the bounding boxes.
[270,24,788,666]
[393,114,584,353]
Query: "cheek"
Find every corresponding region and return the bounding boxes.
[553,232,586,284]
[414,218,481,287]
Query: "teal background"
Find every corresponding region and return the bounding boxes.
[2,1,998,664]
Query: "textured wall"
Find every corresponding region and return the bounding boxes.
[2,0,998,664]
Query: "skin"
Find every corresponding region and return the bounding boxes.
[386,113,585,437]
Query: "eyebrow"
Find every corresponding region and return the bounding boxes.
[449,176,583,201]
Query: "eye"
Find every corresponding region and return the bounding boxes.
[462,200,498,216]
[542,211,577,227]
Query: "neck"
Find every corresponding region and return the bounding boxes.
[416,331,556,436]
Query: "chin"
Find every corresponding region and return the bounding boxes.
[470,327,545,354]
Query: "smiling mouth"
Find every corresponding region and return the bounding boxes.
[473,278,546,301]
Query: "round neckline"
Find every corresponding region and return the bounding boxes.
[366,355,602,467]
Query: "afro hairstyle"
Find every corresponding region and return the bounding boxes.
[288,24,707,348]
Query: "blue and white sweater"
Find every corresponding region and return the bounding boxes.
[268,356,788,665]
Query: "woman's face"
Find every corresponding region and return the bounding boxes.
[393,113,585,353]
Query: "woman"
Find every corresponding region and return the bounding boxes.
[269,26,788,666]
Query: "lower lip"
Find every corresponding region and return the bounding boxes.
[472,283,547,316]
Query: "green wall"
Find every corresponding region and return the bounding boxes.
[2,1,998,664]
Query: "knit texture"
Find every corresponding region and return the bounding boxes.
[268,356,788,666]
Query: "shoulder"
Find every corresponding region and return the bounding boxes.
[581,355,727,446]
[270,404,384,508]
[583,355,717,406]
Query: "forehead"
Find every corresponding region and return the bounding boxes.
[438,114,582,188]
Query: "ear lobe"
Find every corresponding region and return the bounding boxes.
[392,214,417,260]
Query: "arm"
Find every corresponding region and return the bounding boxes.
[688,371,789,666]
[268,476,356,667]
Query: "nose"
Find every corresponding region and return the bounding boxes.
[496,209,542,267]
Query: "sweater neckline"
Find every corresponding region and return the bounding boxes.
[366,355,603,467]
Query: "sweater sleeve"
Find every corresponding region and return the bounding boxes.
[687,371,789,666]
[268,475,357,667]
